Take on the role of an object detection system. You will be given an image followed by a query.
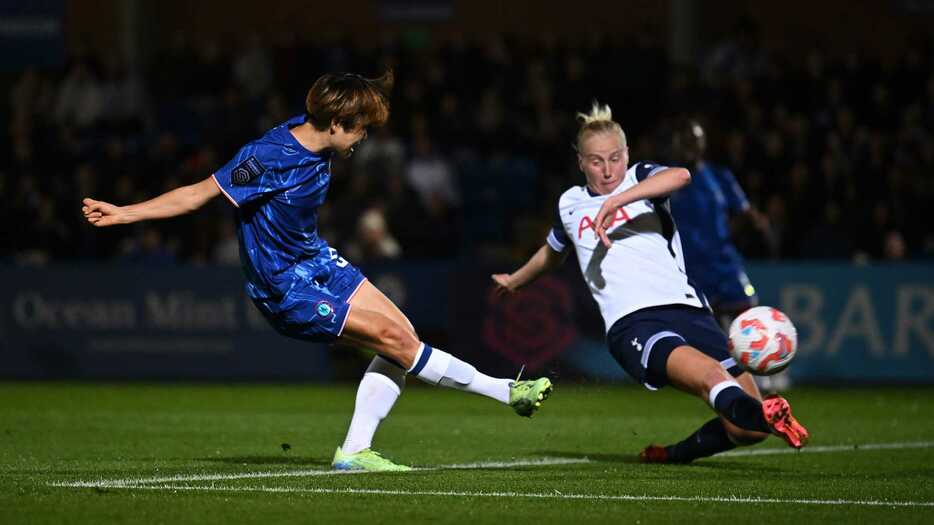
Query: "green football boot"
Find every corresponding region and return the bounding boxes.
[331,447,412,472]
[509,377,553,417]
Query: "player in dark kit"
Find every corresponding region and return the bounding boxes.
[82,71,552,471]
[667,119,770,325]
[667,119,790,391]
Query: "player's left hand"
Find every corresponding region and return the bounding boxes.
[593,197,620,248]
[491,273,517,295]
[82,198,127,227]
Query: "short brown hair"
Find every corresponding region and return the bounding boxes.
[305,70,394,131]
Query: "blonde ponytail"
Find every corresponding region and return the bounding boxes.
[576,102,614,126]
[575,101,627,151]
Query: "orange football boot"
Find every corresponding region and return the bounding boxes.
[761,394,810,448]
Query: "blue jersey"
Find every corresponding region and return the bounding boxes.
[669,162,749,292]
[212,115,335,302]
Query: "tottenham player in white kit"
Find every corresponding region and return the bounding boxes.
[492,103,809,463]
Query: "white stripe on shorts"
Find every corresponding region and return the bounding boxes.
[640,331,685,369]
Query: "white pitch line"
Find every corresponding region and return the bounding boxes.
[48,457,592,488]
[75,484,934,508]
[722,440,934,457]
[47,441,934,490]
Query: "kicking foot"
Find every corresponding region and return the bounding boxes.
[331,447,412,472]
[761,394,810,449]
[509,377,553,417]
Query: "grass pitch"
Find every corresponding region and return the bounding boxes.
[1,382,933,524]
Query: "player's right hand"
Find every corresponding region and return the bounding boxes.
[593,196,620,248]
[491,273,517,295]
[82,198,126,227]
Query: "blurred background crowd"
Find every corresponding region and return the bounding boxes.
[2,2,933,267]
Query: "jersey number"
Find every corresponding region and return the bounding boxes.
[328,247,349,268]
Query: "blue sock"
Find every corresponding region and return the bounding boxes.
[709,381,770,433]
[665,418,736,463]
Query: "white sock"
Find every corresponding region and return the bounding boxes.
[341,358,404,454]
[408,343,511,404]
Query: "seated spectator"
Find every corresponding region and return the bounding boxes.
[343,207,402,263]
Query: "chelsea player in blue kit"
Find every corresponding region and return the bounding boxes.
[667,120,789,391]
[667,120,768,324]
[82,71,552,471]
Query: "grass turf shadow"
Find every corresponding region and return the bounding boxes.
[533,450,785,472]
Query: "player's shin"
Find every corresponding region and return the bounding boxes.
[407,343,511,403]
[341,356,405,454]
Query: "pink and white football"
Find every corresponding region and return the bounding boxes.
[728,306,798,375]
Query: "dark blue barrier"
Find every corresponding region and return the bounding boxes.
[0,264,448,380]
[2,262,931,383]
[1,266,331,379]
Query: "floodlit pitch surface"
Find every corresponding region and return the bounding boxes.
[2,383,933,523]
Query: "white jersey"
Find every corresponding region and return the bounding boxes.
[547,161,706,332]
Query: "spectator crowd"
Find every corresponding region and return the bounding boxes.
[2,27,932,266]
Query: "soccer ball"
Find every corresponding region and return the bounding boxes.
[728,306,797,375]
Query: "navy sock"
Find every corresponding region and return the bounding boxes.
[665,418,736,463]
[710,383,770,433]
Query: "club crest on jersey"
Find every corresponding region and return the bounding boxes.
[578,208,630,239]
[315,301,334,319]
[231,156,266,185]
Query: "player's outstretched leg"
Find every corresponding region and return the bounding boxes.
[407,343,553,418]
[666,345,809,449]
[643,373,771,463]
[341,309,553,417]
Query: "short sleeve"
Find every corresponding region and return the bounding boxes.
[212,143,284,207]
[633,161,669,182]
[546,200,570,253]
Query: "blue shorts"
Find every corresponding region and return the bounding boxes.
[607,305,744,390]
[255,254,366,343]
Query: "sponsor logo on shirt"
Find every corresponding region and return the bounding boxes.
[231,156,267,185]
[578,208,631,239]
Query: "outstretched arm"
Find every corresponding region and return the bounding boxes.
[593,167,690,247]
[83,175,222,227]
[491,244,568,293]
